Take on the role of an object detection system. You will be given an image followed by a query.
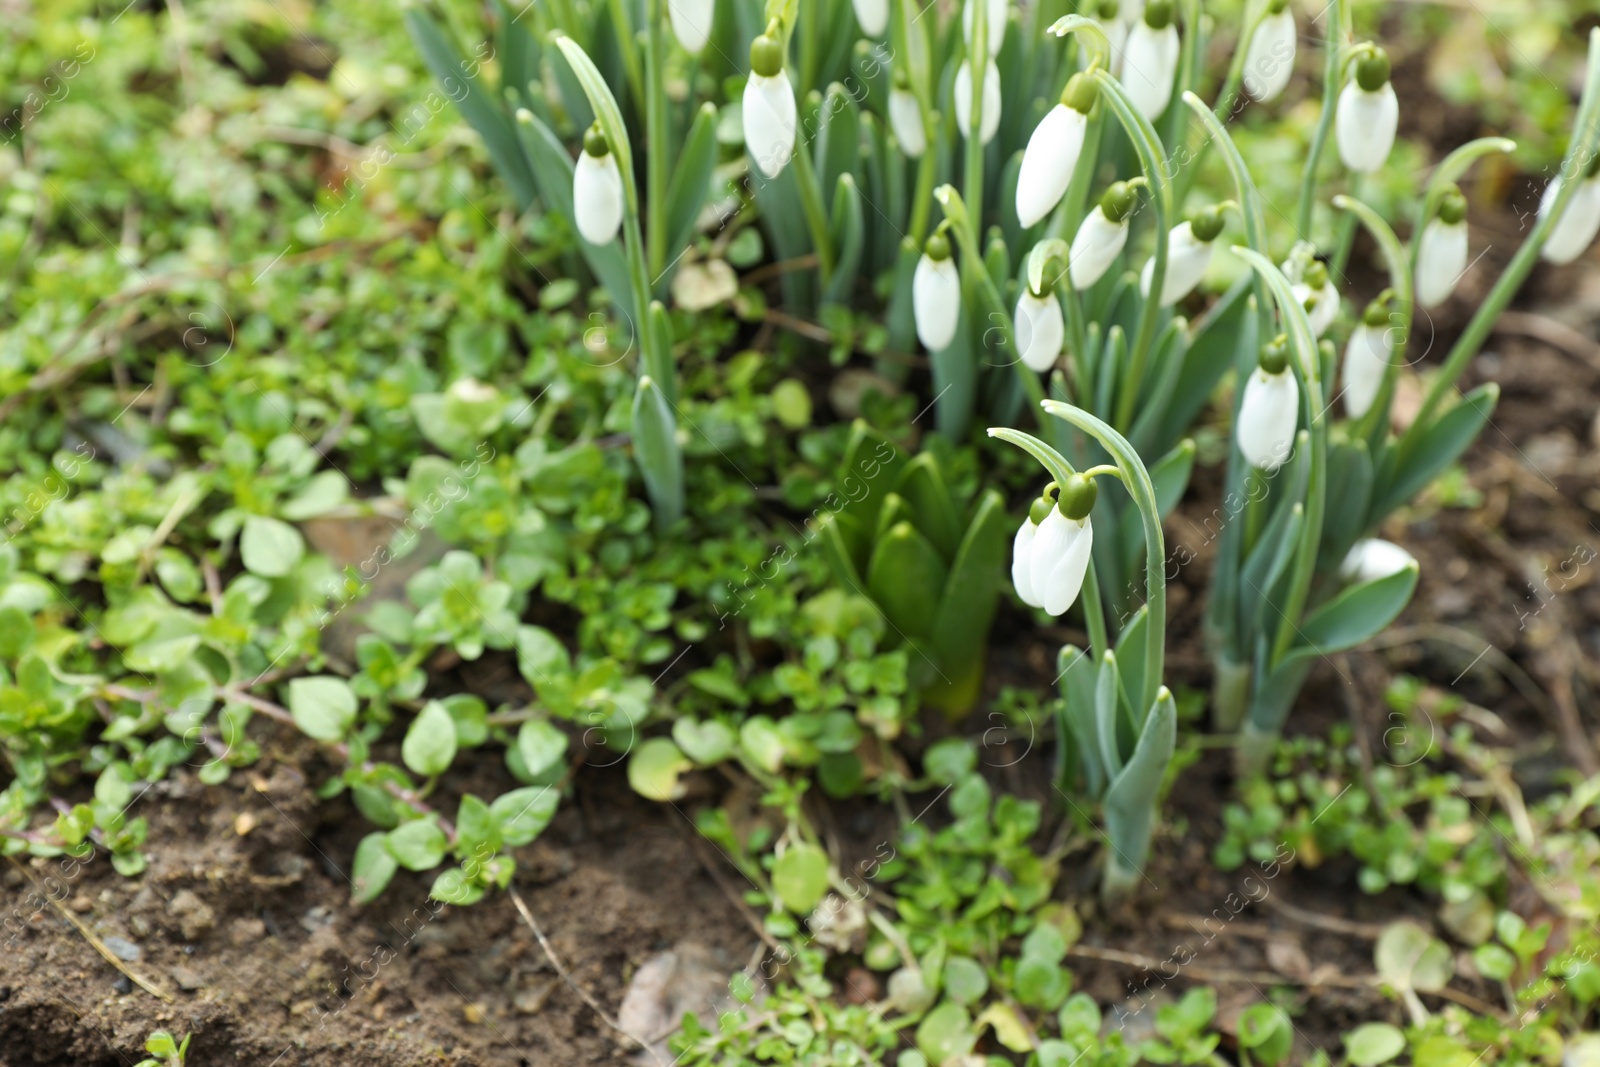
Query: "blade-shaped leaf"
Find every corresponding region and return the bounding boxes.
[925,488,1011,715]
[1102,688,1176,881]
[664,102,720,272]
[894,452,963,561]
[1057,644,1104,798]
[866,521,947,642]
[633,375,683,526]
[1296,564,1419,654]
[1371,384,1499,522]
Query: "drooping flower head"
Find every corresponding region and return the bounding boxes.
[914,229,962,352]
[743,26,797,179]
[1015,475,1098,616]
[668,0,715,54]
[1339,538,1416,585]
[1237,334,1300,472]
[955,56,1003,144]
[1336,46,1397,174]
[1070,179,1138,289]
[1122,0,1179,120]
[1539,152,1600,265]
[1014,284,1065,372]
[888,70,926,158]
[1342,292,1395,420]
[1291,259,1340,338]
[852,0,889,38]
[1242,0,1295,102]
[1142,202,1225,306]
[1416,185,1469,308]
[963,0,1008,57]
[1016,73,1097,228]
[574,123,624,246]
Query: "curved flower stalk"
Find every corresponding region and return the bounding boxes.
[1415,186,1469,308]
[991,404,1171,900]
[1236,335,1299,472]
[1121,0,1180,120]
[1336,47,1398,174]
[744,29,797,178]
[1014,287,1066,373]
[913,229,962,351]
[1242,0,1295,102]
[573,125,625,245]
[1016,74,1097,228]
[667,0,714,53]
[1070,181,1138,289]
[954,57,1002,144]
[1141,204,1224,306]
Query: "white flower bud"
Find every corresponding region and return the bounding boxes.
[1341,320,1392,419]
[889,87,926,158]
[913,240,961,351]
[1016,102,1090,228]
[1070,196,1133,289]
[1339,538,1416,585]
[1539,176,1600,265]
[954,59,1002,145]
[1121,13,1179,120]
[1415,217,1468,308]
[668,0,715,54]
[1014,289,1065,372]
[1140,220,1213,306]
[1029,506,1094,616]
[1011,515,1042,608]
[1237,364,1299,471]
[1242,7,1295,102]
[852,0,889,37]
[743,71,798,179]
[1336,54,1397,174]
[574,144,624,245]
[963,0,1007,56]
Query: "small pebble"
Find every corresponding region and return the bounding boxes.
[113,974,133,995]
[69,896,93,914]
[462,1003,486,1024]
[170,966,207,992]
[101,935,141,962]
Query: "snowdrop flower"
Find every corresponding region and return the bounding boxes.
[1538,167,1600,265]
[889,77,926,157]
[913,231,961,351]
[573,125,624,245]
[1342,296,1394,419]
[1339,539,1416,585]
[1237,337,1299,471]
[1141,205,1224,306]
[1016,74,1096,228]
[1078,0,1128,75]
[1416,187,1469,308]
[1019,476,1097,616]
[1290,260,1340,338]
[1119,0,1145,26]
[668,0,714,54]
[852,0,888,37]
[743,29,797,179]
[1070,180,1137,289]
[1242,0,1295,102]
[963,0,1007,56]
[1014,286,1065,372]
[1336,48,1397,174]
[954,57,1002,144]
[1122,0,1180,120]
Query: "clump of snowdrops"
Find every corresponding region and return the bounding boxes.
[409,0,1600,888]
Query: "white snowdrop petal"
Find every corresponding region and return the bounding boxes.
[889,89,926,158]
[1415,218,1468,308]
[1236,368,1300,471]
[1539,178,1600,265]
[1121,22,1179,120]
[1069,207,1131,290]
[1141,222,1211,306]
[573,152,624,245]
[1341,322,1392,419]
[1015,291,1065,372]
[1339,539,1416,584]
[1040,517,1094,616]
[1242,9,1295,102]
[1016,105,1088,228]
[1012,519,1042,607]
[1309,281,1340,337]
[852,0,889,37]
[743,73,798,179]
[963,0,1007,55]
[913,255,962,351]
[1336,82,1398,174]
[955,60,1002,144]
[668,0,714,53]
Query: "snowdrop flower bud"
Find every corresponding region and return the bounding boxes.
[954,57,1002,144]
[1079,0,1128,75]
[1119,0,1145,26]
[1342,297,1394,419]
[889,77,926,157]
[1011,497,1045,608]
[1416,187,1469,308]
[1141,205,1223,306]
[574,125,624,245]
[1070,181,1136,289]
[744,30,797,179]
[853,0,888,37]
[914,231,961,351]
[1291,260,1340,338]
[1242,0,1295,102]
[963,0,1007,56]
[668,0,715,54]
[1024,475,1097,616]
[1339,538,1416,584]
[1016,74,1096,228]
[1122,0,1179,120]
[1237,337,1299,471]
[1014,286,1065,372]
[1336,49,1398,174]
[1538,162,1600,265]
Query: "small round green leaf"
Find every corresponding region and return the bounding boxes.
[771,842,830,914]
[286,676,357,742]
[627,737,691,801]
[403,701,458,777]
[240,515,305,577]
[1345,1023,1406,1067]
